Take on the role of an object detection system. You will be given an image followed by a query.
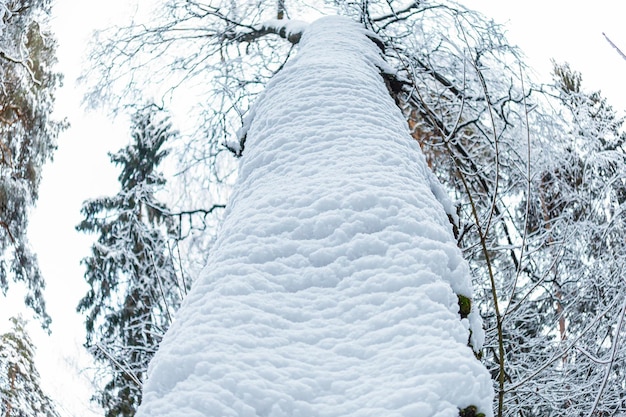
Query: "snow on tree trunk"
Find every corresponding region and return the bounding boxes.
[137,16,493,417]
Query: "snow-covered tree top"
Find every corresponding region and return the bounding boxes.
[138,16,492,417]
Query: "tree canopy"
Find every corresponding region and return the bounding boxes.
[80,1,626,416]
[0,0,66,329]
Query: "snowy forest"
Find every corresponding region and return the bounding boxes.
[1,0,625,417]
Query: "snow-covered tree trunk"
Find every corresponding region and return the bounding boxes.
[137,16,493,417]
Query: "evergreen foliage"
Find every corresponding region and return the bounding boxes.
[0,0,66,329]
[77,105,185,417]
[0,316,61,417]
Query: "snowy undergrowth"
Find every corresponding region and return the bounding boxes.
[138,16,493,417]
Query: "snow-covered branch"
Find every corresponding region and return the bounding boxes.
[224,19,308,44]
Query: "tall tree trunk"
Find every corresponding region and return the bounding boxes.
[137,16,493,417]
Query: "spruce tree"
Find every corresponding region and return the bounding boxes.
[0,316,61,417]
[77,104,184,417]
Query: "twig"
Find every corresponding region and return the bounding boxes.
[149,249,173,325]
[585,296,626,417]
[602,32,626,62]
[504,64,532,316]
[94,343,143,388]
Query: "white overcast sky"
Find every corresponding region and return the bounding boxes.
[0,1,624,416]
[471,0,626,111]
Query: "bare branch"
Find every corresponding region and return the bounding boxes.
[94,343,143,388]
[585,298,626,417]
[603,32,626,62]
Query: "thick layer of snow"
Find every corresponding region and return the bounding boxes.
[138,16,493,417]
